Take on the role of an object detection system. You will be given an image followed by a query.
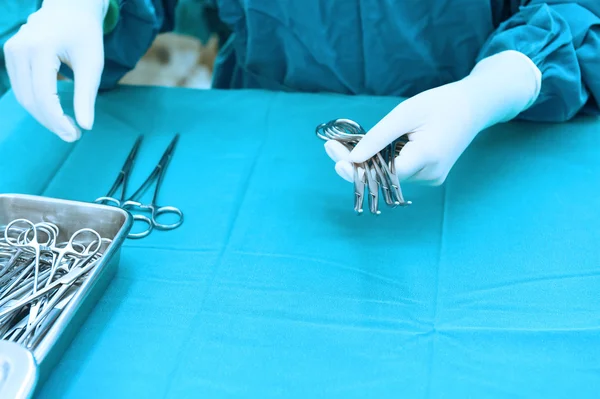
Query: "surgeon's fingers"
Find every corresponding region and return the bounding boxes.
[325,140,356,182]
[71,36,104,131]
[5,38,79,142]
[349,100,419,163]
[4,39,35,118]
[392,141,427,182]
[324,140,351,163]
[324,141,362,183]
[31,52,80,141]
[334,160,354,182]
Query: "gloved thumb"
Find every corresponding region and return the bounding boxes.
[349,100,417,163]
[393,141,427,181]
[70,34,104,130]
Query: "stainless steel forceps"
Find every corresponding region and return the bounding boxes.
[96,135,183,239]
[316,118,411,215]
[95,136,154,232]
[121,134,183,239]
[0,219,108,350]
[96,135,143,207]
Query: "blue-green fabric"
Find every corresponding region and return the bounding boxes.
[174,0,230,45]
[1,83,599,397]
[86,0,600,122]
[103,0,120,34]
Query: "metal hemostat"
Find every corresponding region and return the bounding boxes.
[316,118,412,215]
[0,219,111,351]
[95,134,184,239]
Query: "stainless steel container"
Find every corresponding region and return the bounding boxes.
[0,193,132,395]
[0,341,37,399]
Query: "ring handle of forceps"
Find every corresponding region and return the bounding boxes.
[121,201,184,231]
[4,219,53,248]
[94,197,154,239]
[94,197,121,207]
[127,213,153,240]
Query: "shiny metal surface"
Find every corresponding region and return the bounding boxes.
[95,135,184,239]
[316,118,412,214]
[0,194,132,394]
[0,341,37,399]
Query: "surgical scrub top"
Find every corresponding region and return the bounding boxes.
[62,0,600,123]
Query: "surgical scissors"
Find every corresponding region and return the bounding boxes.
[121,134,184,239]
[316,118,411,214]
[3,220,56,328]
[0,251,100,320]
[316,119,369,214]
[0,220,108,349]
[43,226,102,286]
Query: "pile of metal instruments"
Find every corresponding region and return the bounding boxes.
[0,219,110,350]
[316,118,412,215]
[95,134,184,239]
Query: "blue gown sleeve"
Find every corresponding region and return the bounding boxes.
[59,0,178,90]
[477,1,600,122]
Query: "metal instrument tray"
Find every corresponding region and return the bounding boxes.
[0,193,132,395]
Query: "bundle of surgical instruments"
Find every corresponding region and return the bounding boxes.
[0,219,110,351]
[95,134,184,239]
[316,118,411,215]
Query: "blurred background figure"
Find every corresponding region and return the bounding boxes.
[119,0,226,89]
[119,33,219,89]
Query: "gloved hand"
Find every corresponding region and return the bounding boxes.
[325,50,542,186]
[3,0,110,142]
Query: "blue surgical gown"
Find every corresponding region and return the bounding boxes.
[62,0,600,123]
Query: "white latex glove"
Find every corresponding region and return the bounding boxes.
[4,0,110,142]
[326,50,542,186]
